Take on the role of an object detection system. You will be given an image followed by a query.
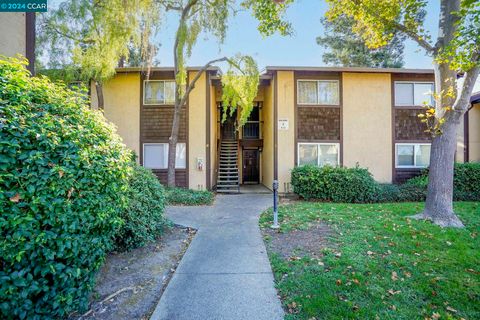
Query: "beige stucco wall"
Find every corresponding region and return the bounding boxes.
[469,103,480,162]
[188,71,207,190]
[342,73,392,183]
[456,116,465,163]
[262,81,274,190]
[276,71,295,192]
[0,13,26,57]
[91,73,141,159]
[210,84,217,188]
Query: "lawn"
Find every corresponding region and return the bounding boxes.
[260,202,480,320]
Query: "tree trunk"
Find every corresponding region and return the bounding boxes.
[421,115,464,227]
[167,105,182,188]
[95,82,104,110]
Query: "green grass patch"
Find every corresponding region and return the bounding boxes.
[165,187,214,206]
[260,202,480,319]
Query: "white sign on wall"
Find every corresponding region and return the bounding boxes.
[278,119,289,130]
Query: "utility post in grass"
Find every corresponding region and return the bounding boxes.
[271,180,280,229]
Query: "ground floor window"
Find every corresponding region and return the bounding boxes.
[298,143,340,167]
[143,143,186,169]
[395,143,431,168]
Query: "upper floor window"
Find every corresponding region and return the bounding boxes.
[394,82,434,107]
[298,143,340,167]
[144,80,175,105]
[395,143,431,168]
[297,80,339,105]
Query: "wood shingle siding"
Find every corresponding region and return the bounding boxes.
[391,73,434,183]
[151,169,187,187]
[394,109,431,141]
[141,108,187,142]
[140,70,189,188]
[297,107,341,141]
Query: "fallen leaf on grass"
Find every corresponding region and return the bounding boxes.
[431,312,441,319]
[336,279,342,285]
[387,289,401,296]
[446,306,457,313]
[367,251,374,255]
[391,271,398,281]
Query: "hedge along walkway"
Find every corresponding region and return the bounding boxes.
[150,194,284,320]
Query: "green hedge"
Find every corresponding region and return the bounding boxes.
[291,165,377,203]
[405,162,480,201]
[165,187,214,205]
[114,165,168,251]
[292,162,480,203]
[0,58,132,318]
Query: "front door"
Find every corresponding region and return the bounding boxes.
[243,149,259,184]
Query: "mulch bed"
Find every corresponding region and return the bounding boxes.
[70,225,195,320]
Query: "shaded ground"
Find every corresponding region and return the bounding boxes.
[262,223,334,259]
[71,226,195,320]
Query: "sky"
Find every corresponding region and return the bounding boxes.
[154,0,441,72]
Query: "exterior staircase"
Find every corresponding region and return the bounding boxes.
[216,140,240,193]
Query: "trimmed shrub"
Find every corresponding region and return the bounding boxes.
[114,165,168,251]
[165,187,214,205]
[375,184,401,202]
[0,58,132,318]
[291,165,378,203]
[405,163,480,201]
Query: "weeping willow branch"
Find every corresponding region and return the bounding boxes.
[221,55,260,127]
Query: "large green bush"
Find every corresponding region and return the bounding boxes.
[114,165,168,251]
[0,58,132,318]
[291,165,377,202]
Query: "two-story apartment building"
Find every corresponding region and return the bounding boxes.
[91,66,480,193]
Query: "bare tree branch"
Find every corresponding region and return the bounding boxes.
[453,51,480,114]
[391,21,435,54]
[178,56,229,107]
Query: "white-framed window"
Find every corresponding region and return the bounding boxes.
[298,143,340,167]
[395,143,431,168]
[297,80,340,105]
[394,81,434,107]
[143,143,186,169]
[143,80,175,105]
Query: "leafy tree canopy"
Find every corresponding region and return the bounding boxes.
[317,15,406,68]
[37,0,158,83]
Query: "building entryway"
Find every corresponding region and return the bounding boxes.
[243,149,259,183]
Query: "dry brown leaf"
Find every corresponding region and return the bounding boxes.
[432,312,441,319]
[391,271,398,281]
[446,306,457,313]
[9,193,21,203]
[59,170,64,178]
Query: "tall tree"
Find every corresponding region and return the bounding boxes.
[160,0,291,187]
[317,16,406,68]
[37,0,157,108]
[326,0,480,227]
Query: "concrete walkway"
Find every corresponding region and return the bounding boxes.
[150,194,284,320]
